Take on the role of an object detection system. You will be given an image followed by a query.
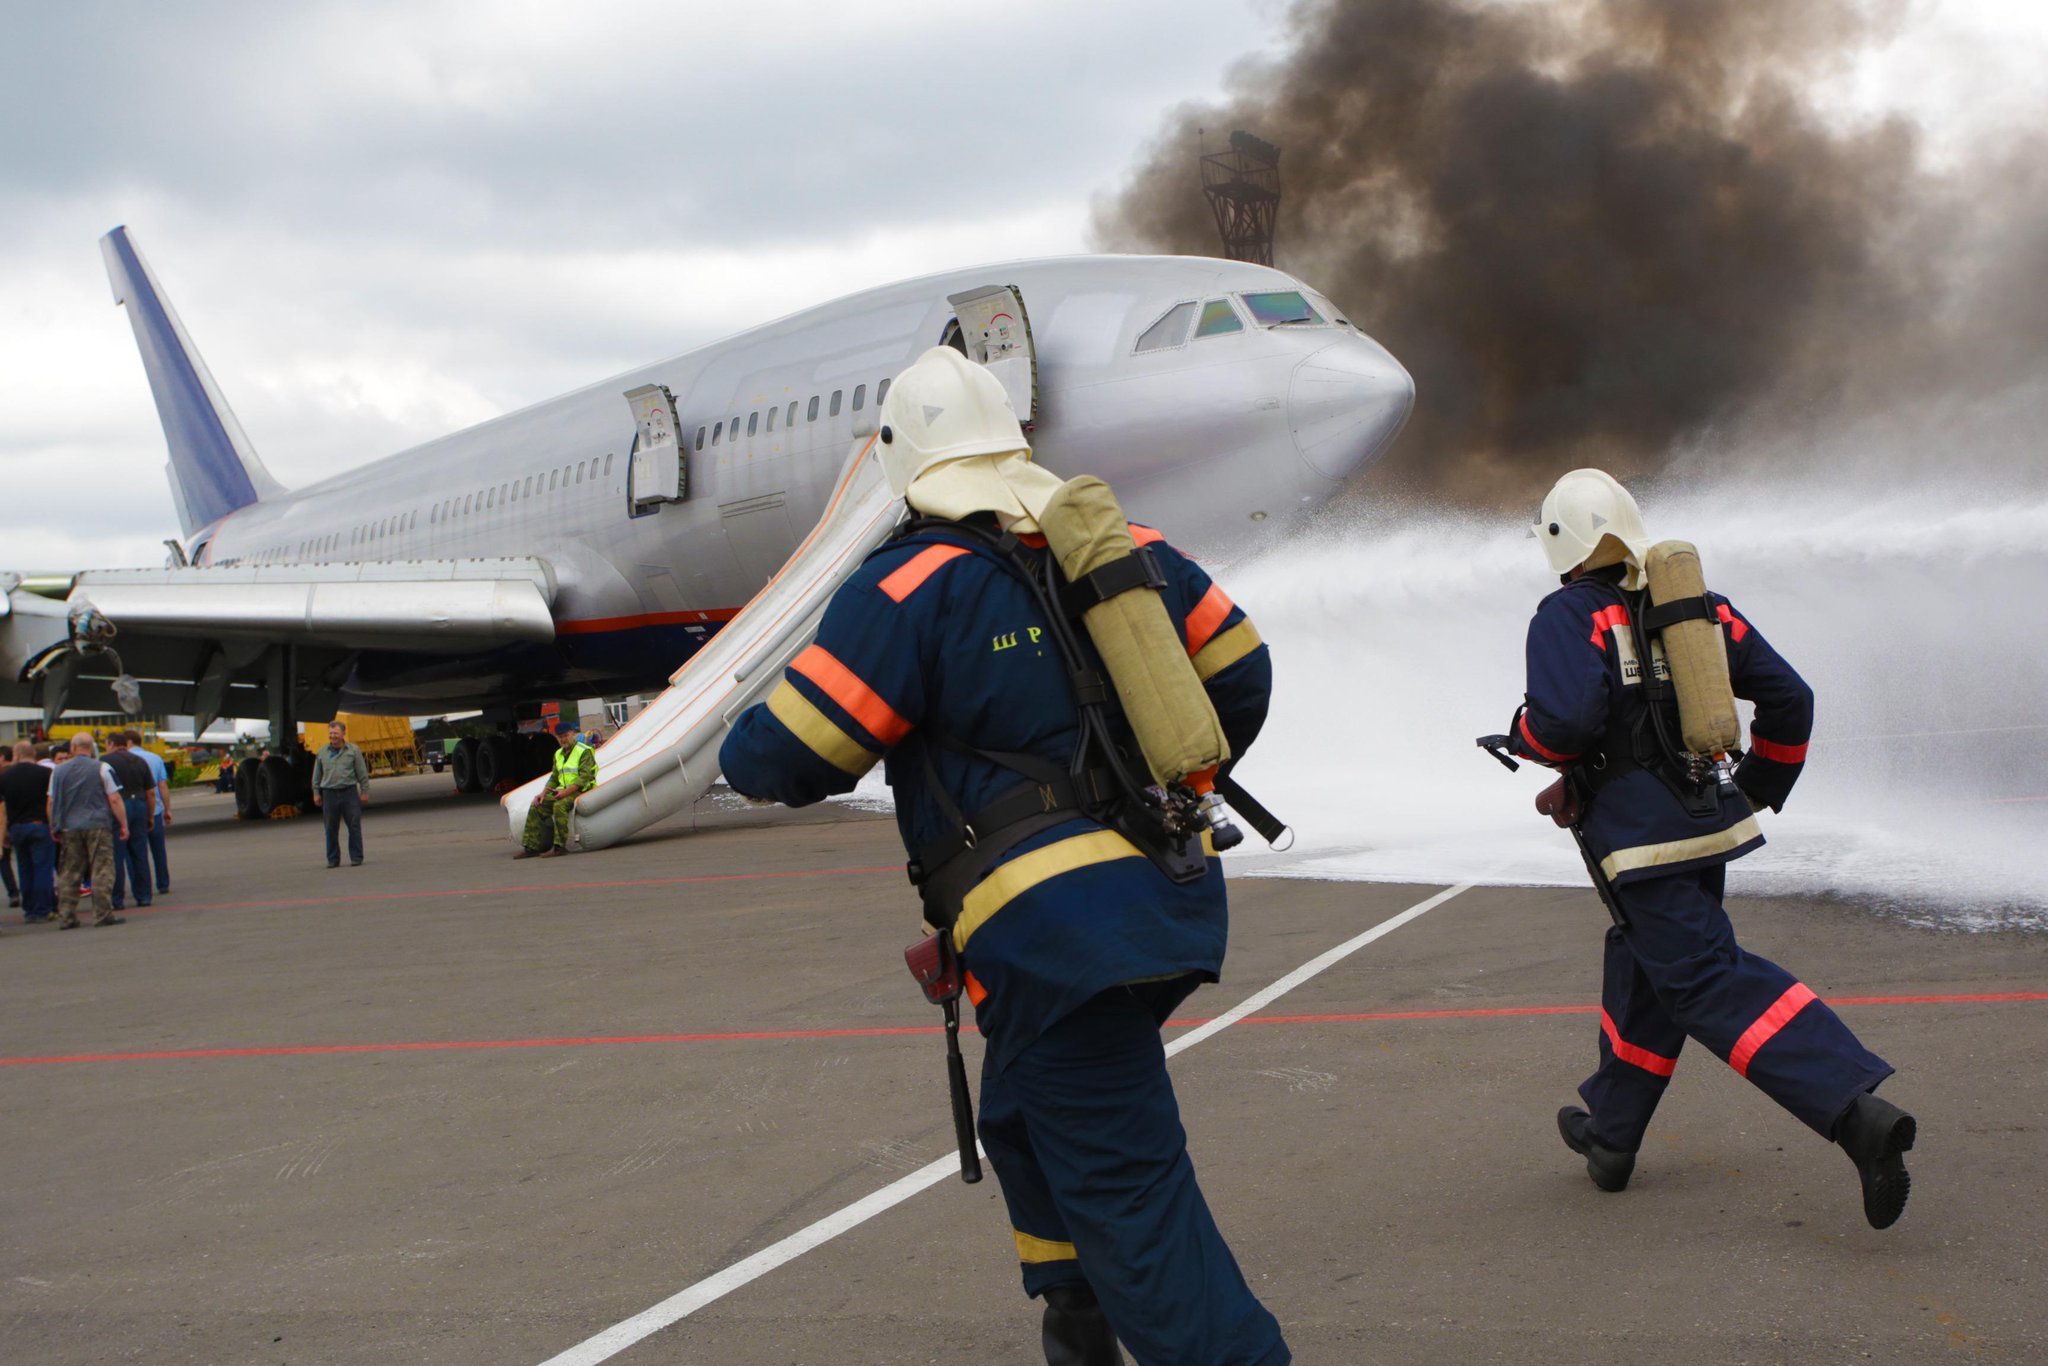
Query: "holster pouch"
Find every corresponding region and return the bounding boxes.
[904,932,963,1005]
[1535,776,1581,828]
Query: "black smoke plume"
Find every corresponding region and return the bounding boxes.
[1096,0,2046,503]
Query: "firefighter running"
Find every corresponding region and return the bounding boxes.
[1505,468,1917,1229]
[720,347,1288,1364]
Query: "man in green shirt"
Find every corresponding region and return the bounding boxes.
[517,721,597,858]
[310,721,371,868]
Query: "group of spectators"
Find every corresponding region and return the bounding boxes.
[0,729,172,932]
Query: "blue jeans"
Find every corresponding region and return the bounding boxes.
[321,789,363,865]
[147,808,170,891]
[10,822,56,919]
[110,796,152,908]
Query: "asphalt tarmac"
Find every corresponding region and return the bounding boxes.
[2,773,2042,1364]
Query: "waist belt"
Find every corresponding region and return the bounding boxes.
[907,737,1122,930]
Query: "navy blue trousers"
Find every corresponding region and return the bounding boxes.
[977,977,1289,1366]
[110,797,152,908]
[1582,865,1893,1151]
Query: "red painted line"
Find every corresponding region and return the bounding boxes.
[3,992,2040,1070]
[19,864,899,918]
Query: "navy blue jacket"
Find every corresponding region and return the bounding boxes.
[720,517,1272,1070]
[1507,568,1814,886]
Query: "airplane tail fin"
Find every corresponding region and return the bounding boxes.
[100,226,284,538]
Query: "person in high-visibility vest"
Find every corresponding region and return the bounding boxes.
[516,722,597,858]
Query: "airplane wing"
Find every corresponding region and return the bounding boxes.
[1,558,557,728]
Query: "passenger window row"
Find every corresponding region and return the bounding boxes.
[692,377,894,453]
[420,453,618,533]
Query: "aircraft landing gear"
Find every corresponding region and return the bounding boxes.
[253,754,302,818]
[451,736,483,794]
[475,734,516,790]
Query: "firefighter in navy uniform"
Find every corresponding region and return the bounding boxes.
[1507,469,1917,1229]
[720,347,1288,1365]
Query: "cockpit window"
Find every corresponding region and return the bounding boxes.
[1240,290,1324,327]
[1194,298,1243,338]
[1134,301,1197,353]
[1302,288,1351,329]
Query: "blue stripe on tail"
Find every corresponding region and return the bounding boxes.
[101,226,265,534]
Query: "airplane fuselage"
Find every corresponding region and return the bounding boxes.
[183,255,1412,712]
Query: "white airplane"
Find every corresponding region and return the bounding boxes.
[0,227,1413,840]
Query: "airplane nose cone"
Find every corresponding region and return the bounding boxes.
[1288,337,1416,481]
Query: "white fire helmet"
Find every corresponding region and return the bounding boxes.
[879,346,1062,529]
[1533,468,1651,588]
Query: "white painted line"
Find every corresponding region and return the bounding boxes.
[538,882,1474,1366]
[1164,882,1473,1058]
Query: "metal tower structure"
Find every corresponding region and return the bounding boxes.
[1200,130,1281,266]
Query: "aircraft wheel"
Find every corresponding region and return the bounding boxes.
[475,734,514,789]
[254,755,298,817]
[234,760,261,819]
[451,737,481,794]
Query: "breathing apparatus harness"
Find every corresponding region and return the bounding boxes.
[887,514,1286,1183]
[891,514,1233,934]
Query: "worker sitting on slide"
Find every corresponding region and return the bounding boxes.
[517,722,597,858]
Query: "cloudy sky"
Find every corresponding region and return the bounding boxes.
[3,0,2042,569]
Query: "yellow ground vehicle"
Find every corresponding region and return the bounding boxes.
[301,714,421,776]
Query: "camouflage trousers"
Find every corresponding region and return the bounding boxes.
[56,829,117,926]
[521,792,576,852]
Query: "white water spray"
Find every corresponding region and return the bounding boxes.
[1220,484,2048,929]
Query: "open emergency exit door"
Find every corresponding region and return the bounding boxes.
[946,284,1038,426]
[625,383,686,514]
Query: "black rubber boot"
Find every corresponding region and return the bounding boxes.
[1557,1106,1636,1192]
[1834,1091,1916,1229]
[1041,1282,1122,1366]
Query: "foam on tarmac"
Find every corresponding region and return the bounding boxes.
[2,773,2042,1363]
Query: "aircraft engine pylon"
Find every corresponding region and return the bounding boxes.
[503,436,900,851]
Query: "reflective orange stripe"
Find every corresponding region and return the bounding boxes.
[1519,712,1579,763]
[878,545,970,603]
[964,971,988,1007]
[1716,603,1751,642]
[1600,1008,1677,1077]
[791,645,912,746]
[1749,733,1808,764]
[1589,603,1631,651]
[1129,523,1166,547]
[1729,982,1816,1077]
[1184,584,1235,657]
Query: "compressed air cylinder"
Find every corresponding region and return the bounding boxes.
[1038,476,1229,787]
[1644,540,1740,755]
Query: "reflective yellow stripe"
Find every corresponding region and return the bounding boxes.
[953,829,1146,952]
[951,828,1217,952]
[1191,619,1262,681]
[1598,815,1763,881]
[1013,1230,1078,1264]
[766,681,878,776]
